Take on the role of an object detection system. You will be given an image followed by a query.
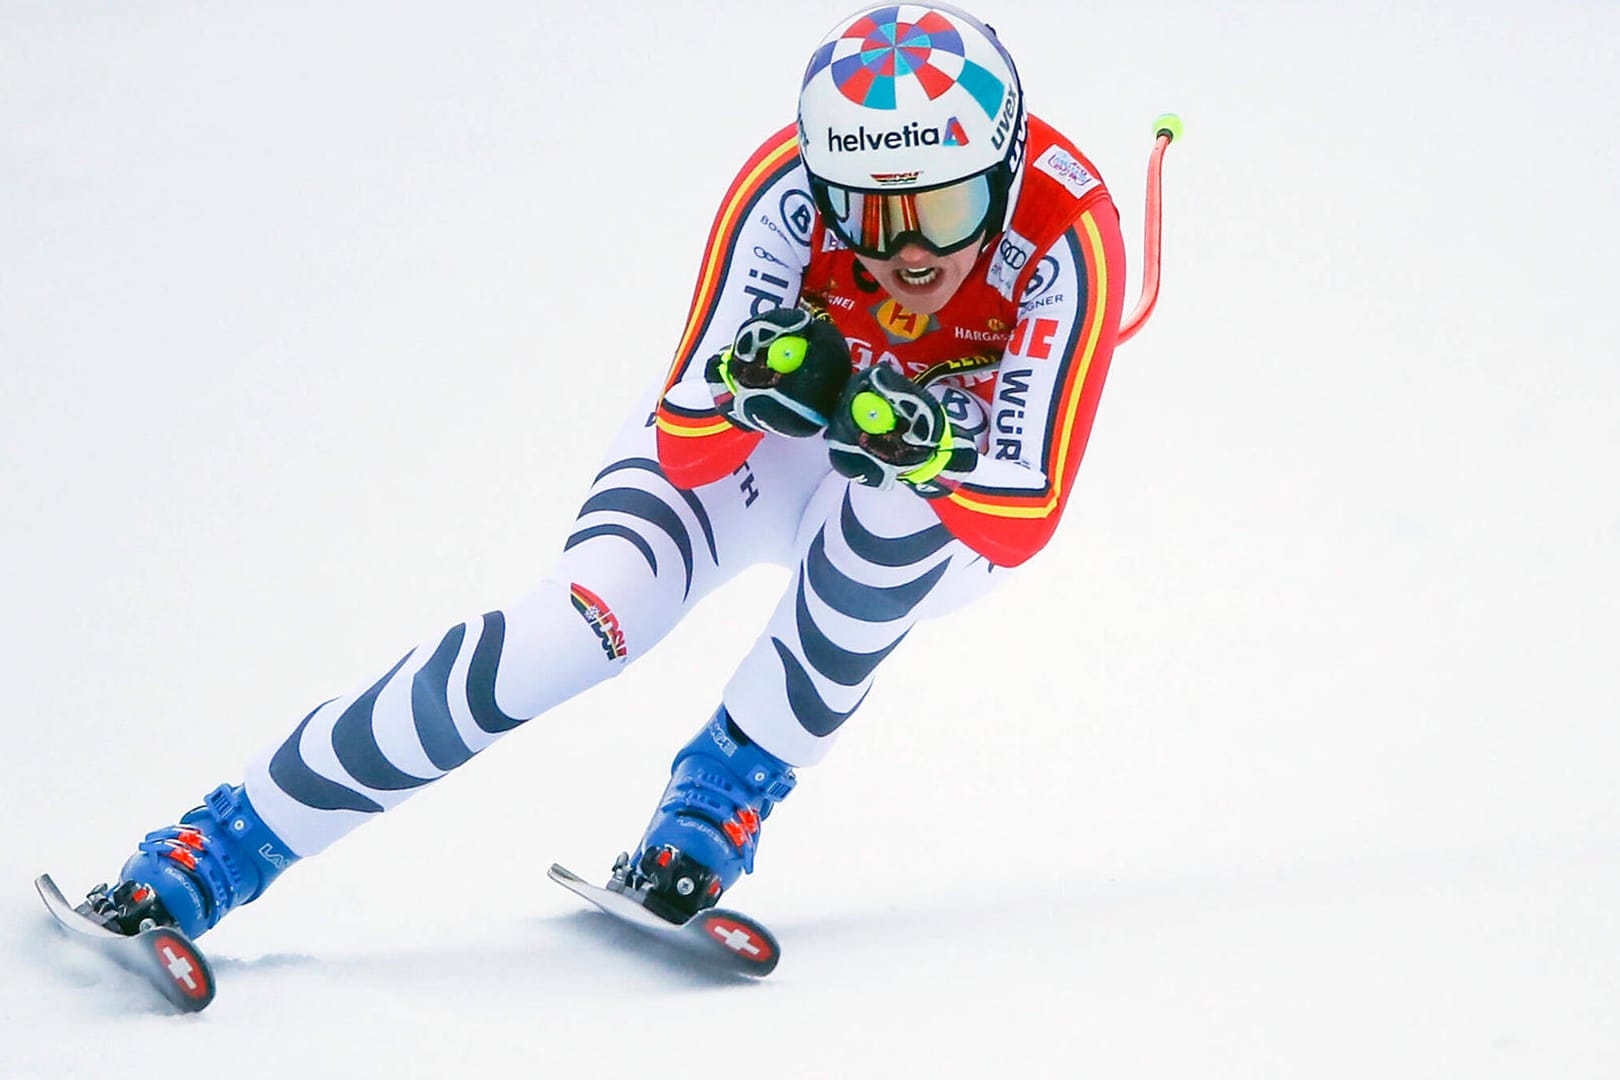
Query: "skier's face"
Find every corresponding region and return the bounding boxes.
[859,242,980,315]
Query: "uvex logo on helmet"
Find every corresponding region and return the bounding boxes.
[826,117,970,153]
[990,87,1016,150]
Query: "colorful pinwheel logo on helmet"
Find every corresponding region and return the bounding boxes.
[803,5,1006,119]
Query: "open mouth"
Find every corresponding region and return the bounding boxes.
[896,266,940,287]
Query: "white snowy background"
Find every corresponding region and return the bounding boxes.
[2,1,1617,1076]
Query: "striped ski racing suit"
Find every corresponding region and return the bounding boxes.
[243,117,1126,858]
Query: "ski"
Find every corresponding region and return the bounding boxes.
[34,874,216,1012]
[547,862,780,977]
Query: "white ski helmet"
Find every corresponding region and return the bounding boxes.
[798,3,1027,259]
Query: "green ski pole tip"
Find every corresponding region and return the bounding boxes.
[1154,113,1185,142]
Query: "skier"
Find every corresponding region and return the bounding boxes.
[79,2,1128,941]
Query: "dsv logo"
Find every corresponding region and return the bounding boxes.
[1022,255,1060,301]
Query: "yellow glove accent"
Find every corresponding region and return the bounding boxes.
[717,348,741,396]
[900,426,955,486]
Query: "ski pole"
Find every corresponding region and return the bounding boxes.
[1117,113,1184,344]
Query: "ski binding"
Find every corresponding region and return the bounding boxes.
[35,874,216,1012]
[548,861,779,977]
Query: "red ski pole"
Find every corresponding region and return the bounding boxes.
[1118,113,1184,344]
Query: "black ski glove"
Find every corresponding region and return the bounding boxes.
[706,307,852,438]
[825,365,979,497]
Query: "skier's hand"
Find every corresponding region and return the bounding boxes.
[826,365,979,497]
[706,307,852,438]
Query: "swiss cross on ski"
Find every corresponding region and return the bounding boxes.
[703,914,775,964]
[153,934,209,999]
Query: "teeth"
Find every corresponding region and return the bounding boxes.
[898,267,939,285]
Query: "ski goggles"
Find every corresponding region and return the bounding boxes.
[809,168,1004,260]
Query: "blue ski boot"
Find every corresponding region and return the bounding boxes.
[83,783,298,940]
[622,706,797,924]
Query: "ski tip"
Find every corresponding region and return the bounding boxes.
[35,874,74,915]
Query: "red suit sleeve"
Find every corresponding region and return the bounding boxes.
[929,204,1127,566]
[654,126,803,489]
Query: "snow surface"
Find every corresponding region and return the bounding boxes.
[2,1,1618,1076]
